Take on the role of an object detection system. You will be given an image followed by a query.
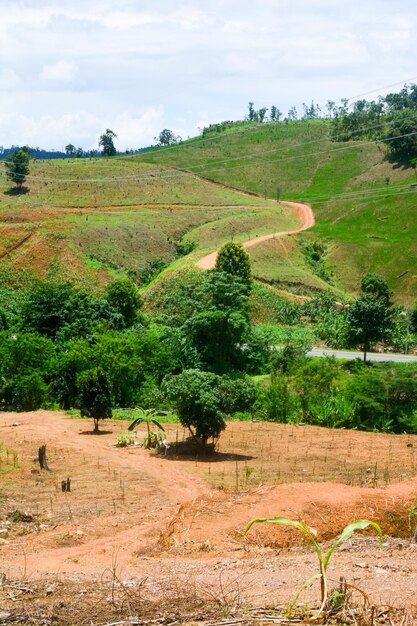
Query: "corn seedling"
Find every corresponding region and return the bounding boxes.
[245,516,383,618]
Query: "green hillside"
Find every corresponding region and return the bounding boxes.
[134,120,417,302]
[0,157,296,289]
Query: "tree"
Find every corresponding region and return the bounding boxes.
[155,129,181,146]
[248,102,256,122]
[384,109,417,164]
[79,368,112,433]
[214,241,251,288]
[360,272,392,305]
[258,107,268,123]
[162,369,226,448]
[99,129,117,156]
[105,277,142,328]
[5,147,30,190]
[184,310,249,374]
[346,295,392,361]
[20,281,74,339]
[270,106,282,122]
[65,144,76,157]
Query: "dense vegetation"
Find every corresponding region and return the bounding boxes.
[1,243,416,440]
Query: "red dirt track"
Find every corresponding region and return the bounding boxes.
[196,201,314,269]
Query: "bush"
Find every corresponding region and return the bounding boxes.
[162,369,227,448]
[1,371,48,412]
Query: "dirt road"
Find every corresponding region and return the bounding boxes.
[1,410,417,617]
[196,201,314,270]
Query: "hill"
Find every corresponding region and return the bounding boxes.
[0,157,298,290]
[134,119,417,302]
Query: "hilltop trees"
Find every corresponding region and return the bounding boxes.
[330,83,417,165]
[155,129,181,146]
[99,129,117,156]
[65,144,76,157]
[5,147,30,190]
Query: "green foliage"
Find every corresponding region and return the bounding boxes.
[344,364,417,432]
[2,371,48,412]
[249,283,302,325]
[79,368,113,432]
[215,241,251,287]
[5,147,30,189]
[139,258,167,285]
[261,376,298,423]
[128,407,166,449]
[162,369,227,447]
[98,129,117,156]
[184,310,249,374]
[19,280,114,341]
[270,328,312,375]
[155,129,181,146]
[361,272,392,304]
[245,516,382,617]
[346,295,392,360]
[301,240,333,284]
[163,370,257,447]
[105,277,142,328]
[20,281,74,339]
[384,109,417,163]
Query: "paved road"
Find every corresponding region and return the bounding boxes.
[308,348,417,363]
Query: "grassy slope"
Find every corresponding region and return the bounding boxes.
[0,158,296,289]
[134,120,417,302]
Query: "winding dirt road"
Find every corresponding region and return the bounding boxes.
[196,201,314,270]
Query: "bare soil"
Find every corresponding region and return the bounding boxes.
[1,411,417,624]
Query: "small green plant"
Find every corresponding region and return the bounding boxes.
[245,516,383,617]
[128,407,166,449]
[116,432,136,447]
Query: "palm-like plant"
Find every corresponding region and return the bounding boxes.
[128,407,165,449]
[245,517,383,617]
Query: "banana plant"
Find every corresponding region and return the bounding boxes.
[128,407,166,449]
[245,516,383,617]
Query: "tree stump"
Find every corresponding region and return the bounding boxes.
[38,445,50,471]
[61,478,71,492]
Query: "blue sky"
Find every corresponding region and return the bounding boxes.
[0,0,416,150]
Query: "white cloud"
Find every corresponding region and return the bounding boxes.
[0,0,416,149]
[40,61,79,83]
[0,107,165,151]
[106,107,165,150]
[0,69,20,90]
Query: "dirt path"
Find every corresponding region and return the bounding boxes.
[1,412,417,614]
[196,201,314,269]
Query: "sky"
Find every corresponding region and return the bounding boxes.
[0,0,416,151]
